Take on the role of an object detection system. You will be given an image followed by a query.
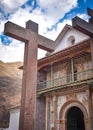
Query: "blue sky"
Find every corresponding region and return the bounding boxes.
[0,0,93,62]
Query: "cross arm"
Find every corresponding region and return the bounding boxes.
[87,8,93,17]
[4,21,29,42]
[72,16,93,37]
[4,21,55,52]
[87,8,93,24]
[38,35,55,52]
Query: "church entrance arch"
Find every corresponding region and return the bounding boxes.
[67,106,85,130]
[58,101,91,130]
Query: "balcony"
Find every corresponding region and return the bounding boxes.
[37,68,93,91]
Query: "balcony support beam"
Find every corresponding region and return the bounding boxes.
[51,64,54,87]
[71,58,74,82]
[90,38,93,68]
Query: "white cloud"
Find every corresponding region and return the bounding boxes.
[0,0,78,35]
[0,40,46,63]
[0,40,24,63]
[0,0,78,30]
[44,19,72,40]
[0,0,27,13]
[38,0,78,22]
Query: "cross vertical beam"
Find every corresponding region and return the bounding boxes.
[19,37,38,130]
[17,22,38,130]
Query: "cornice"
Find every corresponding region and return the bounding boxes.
[38,39,90,70]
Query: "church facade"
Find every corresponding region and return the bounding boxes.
[36,24,93,130]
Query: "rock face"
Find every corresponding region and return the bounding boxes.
[0,61,23,128]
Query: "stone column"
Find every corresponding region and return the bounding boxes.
[84,117,92,130]
[53,96,57,130]
[35,97,46,130]
[46,97,50,130]
[58,119,66,130]
[50,98,54,130]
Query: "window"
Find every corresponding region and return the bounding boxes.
[68,36,75,46]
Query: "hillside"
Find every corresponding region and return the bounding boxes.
[0,61,23,127]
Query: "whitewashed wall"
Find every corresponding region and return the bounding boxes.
[8,108,20,130]
[54,28,90,53]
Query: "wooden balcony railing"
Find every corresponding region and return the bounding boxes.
[37,68,93,90]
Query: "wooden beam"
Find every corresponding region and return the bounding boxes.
[4,21,29,43]
[4,22,55,52]
[72,16,93,37]
[26,20,38,33]
[38,35,55,52]
[87,8,93,17]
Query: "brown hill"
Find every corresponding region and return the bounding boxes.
[0,61,23,127]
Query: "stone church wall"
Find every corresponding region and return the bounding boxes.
[35,97,46,130]
[57,89,90,119]
[46,86,91,130]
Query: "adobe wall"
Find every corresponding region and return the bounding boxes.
[35,97,46,130]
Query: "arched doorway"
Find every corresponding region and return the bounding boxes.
[67,106,85,130]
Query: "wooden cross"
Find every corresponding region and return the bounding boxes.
[4,20,55,130]
[72,8,93,37]
[87,8,93,24]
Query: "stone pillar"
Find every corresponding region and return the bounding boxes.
[35,97,46,130]
[50,101,54,130]
[46,97,50,130]
[84,117,92,130]
[58,119,66,130]
[53,96,57,130]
